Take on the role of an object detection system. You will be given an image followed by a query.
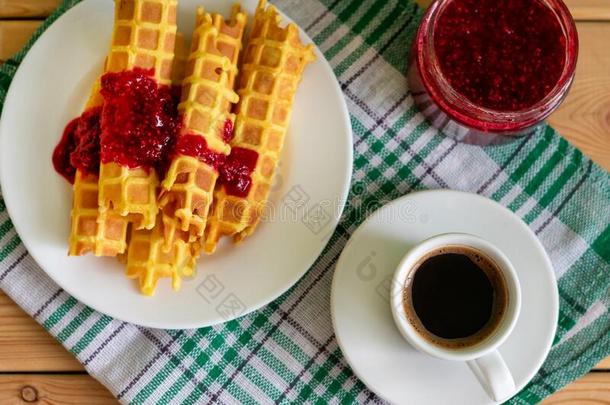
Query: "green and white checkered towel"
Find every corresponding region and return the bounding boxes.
[1,0,609,403]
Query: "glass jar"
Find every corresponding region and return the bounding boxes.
[408,0,578,144]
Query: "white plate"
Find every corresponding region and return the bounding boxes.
[331,190,558,405]
[0,0,352,329]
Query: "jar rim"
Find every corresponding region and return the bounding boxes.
[414,0,579,132]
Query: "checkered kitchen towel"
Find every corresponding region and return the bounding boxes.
[1,0,609,403]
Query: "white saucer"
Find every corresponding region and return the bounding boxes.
[331,190,558,405]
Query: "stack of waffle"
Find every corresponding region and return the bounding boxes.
[127,6,247,295]
[124,23,194,296]
[63,0,314,296]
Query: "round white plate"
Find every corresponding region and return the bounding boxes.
[331,190,558,405]
[0,0,352,329]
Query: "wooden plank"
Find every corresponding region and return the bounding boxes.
[564,0,610,21]
[0,374,118,404]
[0,373,606,405]
[0,0,608,20]
[0,0,59,18]
[542,372,610,404]
[594,356,610,370]
[0,21,41,63]
[547,22,610,171]
[416,0,610,21]
[0,291,83,372]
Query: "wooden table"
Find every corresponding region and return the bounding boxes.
[0,0,608,403]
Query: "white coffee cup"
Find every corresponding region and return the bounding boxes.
[390,233,521,401]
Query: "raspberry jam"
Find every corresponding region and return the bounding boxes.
[52,106,102,183]
[53,69,181,182]
[435,0,566,111]
[409,0,578,141]
[222,118,234,142]
[100,68,181,170]
[172,136,258,197]
[172,132,257,197]
[53,69,257,198]
[219,147,259,198]
[173,134,226,170]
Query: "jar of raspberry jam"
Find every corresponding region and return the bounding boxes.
[408,0,578,143]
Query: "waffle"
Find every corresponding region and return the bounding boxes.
[105,0,177,85]
[68,72,130,256]
[70,171,130,256]
[126,216,196,296]
[159,6,246,244]
[172,32,189,85]
[122,33,191,294]
[204,0,315,253]
[98,0,178,231]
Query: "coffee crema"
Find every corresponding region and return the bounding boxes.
[402,245,508,349]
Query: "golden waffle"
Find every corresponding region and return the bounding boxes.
[204,0,315,253]
[98,0,178,231]
[69,77,130,256]
[123,38,193,294]
[172,32,189,85]
[106,0,177,85]
[159,6,246,243]
[98,163,158,229]
[126,216,196,296]
[70,171,129,256]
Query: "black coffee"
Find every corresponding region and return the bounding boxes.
[403,245,508,348]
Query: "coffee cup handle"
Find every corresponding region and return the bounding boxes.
[467,350,515,401]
